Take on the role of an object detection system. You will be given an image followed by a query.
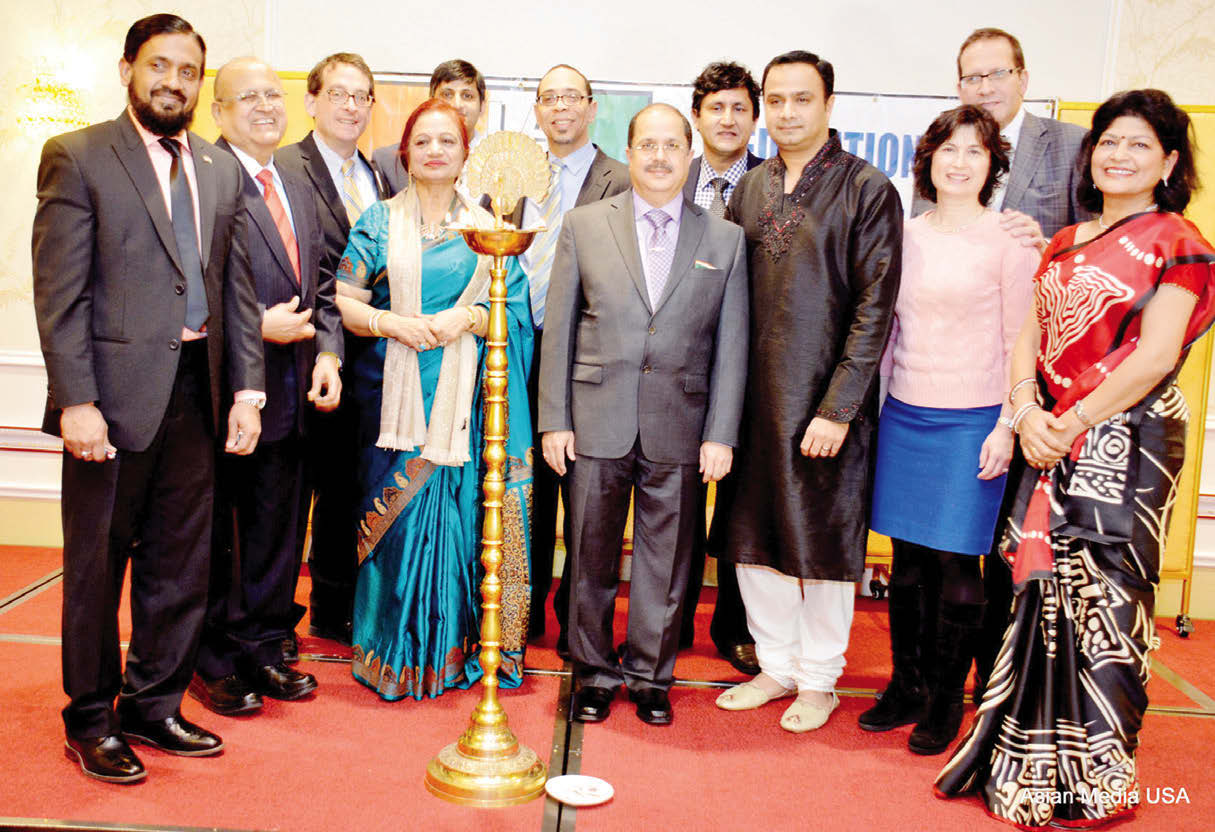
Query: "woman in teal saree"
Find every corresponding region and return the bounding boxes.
[334,99,534,700]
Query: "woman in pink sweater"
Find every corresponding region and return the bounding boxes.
[861,105,1038,754]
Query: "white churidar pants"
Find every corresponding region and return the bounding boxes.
[736,564,855,693]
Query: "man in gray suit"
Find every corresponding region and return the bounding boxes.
[913,27,1091,245]
[372,59,488,197]
[524,64,630,652]
[33,14,264,782]
[539,104,748,726]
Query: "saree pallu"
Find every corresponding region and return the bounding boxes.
[339,210,535,701]
[936,211,1215,827]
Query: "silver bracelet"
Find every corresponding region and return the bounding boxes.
[1011,402,1041,432]
[997,414,1015,431]
[1008,377,1037,405]
[1074,398,1096,428]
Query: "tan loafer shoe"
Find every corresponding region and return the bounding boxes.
[715,679,796,711]
[780,692,839,733]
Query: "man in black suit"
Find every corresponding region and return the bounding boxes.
[679,62,763,674]
[372,59,488,197]
[32,14,264,783]
[523,64,630,653]
[190,57,343,715]
[277,52,389,646]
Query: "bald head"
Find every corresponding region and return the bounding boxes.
[212,56,286,165]
[627,103,692,147]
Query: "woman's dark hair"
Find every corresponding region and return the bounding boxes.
[1077,88,1197,214]
[123,14,206,73]
[398,98,469,174]
[912,105,1010,206]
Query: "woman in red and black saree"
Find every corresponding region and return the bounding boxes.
[936,89,1215,827]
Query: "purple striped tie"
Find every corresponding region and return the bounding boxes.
[644,209,673,305]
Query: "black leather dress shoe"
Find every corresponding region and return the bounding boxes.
[308,619,352,646]
[718,642,761,676]
[571,685,615,723]
[188,672,263,715]
[122,712,223,756]
[64,734,146,783]
[629,688,673,725]
[251,663,318,701]
[282,632,300,664]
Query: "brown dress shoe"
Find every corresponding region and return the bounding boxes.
[121,712,224,756]
[251,663,318,700]
[188,672,263,715]
[65,734,146,783]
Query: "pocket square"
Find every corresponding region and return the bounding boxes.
[694,259,717,270]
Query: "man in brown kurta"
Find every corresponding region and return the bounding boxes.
[717,50,902,732]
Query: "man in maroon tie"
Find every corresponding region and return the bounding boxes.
[191,57,343,716]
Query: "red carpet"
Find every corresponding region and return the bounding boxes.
[1,544,1213,831]
[0,545,59,598]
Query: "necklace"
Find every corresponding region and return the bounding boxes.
[1099,203,1157,229]
[928,206,988,233]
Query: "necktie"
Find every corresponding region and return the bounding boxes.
[526,160,563,327]
[709,177,729,219]
[158,138,208,330]
[256,169,300,283]
[644,209,674,306]
[341,158,366,226]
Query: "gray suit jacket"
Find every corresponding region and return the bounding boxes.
[371,142,406,197]
[913,111,1091,238]
[33,110,264,451]
[681,150,764,204]
[539,190,749,465]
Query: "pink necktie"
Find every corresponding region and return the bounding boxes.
[256,169,300,283]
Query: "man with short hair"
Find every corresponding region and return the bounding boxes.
[540,103,748,725]
[191,57,342,715]
[373,59,488,196]
[914,27,1091,244]
[278,52,390,648]
[720,50,901,733]
[679,61,762,674]
[913,27,1092,693]
[33,13,264,782]
[523,64,629,652]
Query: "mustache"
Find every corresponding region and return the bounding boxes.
[645,162,673,173]
[150,85,187,104]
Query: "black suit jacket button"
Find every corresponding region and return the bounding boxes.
[175,283,185,295]
[169,338,180,350]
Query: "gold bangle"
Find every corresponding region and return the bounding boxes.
[367,310,384,338]
[465,305,477,329]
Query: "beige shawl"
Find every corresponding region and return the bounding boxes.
[377,186,492,465]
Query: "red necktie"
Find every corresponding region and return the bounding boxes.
[256,169,300,283]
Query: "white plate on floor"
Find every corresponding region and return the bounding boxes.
[545,774,614,806]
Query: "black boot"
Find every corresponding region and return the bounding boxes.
[859,584,928,732]
[909,600,983,755]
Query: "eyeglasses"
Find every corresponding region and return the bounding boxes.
[959,68,1020,88]
[536,92,590,107]
[323,88,374,107]
[633,140,687,156]
[217,89,285,106]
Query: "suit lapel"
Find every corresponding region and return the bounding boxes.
[606,191,651,312]
[576,148,608,207]
[282,170,316,299]
[218,138,298,294]
[301,133,350,234]
[653,201,705,315]
[361,148,390,199]
[189,134,218,269]
[112,112,185,277]
[682,157,701,204]
[1004,113,1045,212]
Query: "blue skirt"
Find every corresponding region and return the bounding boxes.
[870,397,1006,555]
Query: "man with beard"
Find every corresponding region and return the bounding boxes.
[717,51,901,733]
[540,104,748,725]
[32,14,264,782]
[190,57,341,715]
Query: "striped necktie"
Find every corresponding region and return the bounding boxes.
[340,157,365,226]
[644,209,674,305]
[256,169,300,283]
[526,160,563,328]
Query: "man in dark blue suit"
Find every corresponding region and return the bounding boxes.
[679,62,763,675]
[191,57,343,715]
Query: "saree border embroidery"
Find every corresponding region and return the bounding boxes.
[356,457,435,565]
[352,644,470,700]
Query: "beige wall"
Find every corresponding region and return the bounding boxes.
[4,0,1215,615]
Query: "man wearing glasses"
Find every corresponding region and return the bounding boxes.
[914,28,1090,246]
[913,28,1090,699]
[539,104,747,726]
[523,64,629,656]
[278,52,390,651]
[191,57,342,715]
[373,59,489,197]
